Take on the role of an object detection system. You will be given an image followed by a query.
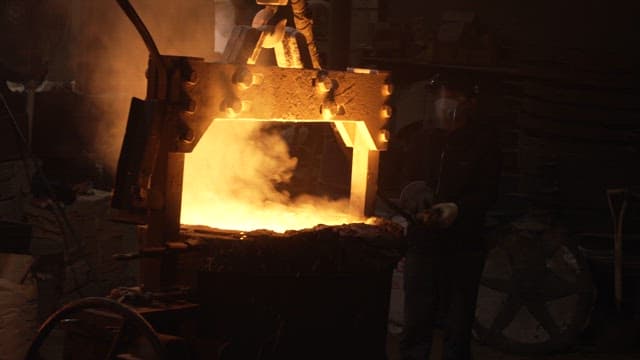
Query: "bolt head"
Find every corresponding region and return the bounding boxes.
[381,105,393,118]
[184,99,197,113]
[183,70,198,84]
[382,83,393,96]
[180,127,195,144]
[233,67,254,90]
[317,78,333,93]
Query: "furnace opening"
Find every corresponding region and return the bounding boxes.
[181,120,363,233]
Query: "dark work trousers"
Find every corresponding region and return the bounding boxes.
[400,229,486,360]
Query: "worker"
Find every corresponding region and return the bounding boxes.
[400,73,502,360]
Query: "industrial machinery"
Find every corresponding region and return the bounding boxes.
[26,0,403,359]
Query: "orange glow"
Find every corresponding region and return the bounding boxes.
[322,107,334,121]
[181,121,366,233]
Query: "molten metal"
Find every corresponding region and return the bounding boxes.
[181,121,362,232]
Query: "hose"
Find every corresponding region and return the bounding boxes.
[290,0,321,69]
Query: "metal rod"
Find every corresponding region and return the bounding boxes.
[115,0,164,70]
[607,188,628,311]
[26,87,35,151]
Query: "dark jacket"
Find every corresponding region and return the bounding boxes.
[405,121,502,253]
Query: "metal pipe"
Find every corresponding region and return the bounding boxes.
[115,0,164,72]
[290,0,321,69]
[25,86,35,151]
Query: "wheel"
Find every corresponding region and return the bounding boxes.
[474,219,595,353]
[26,297,166,360]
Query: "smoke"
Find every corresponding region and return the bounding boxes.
[181,121,360,232]
[68,0,234,175]
[214,0,237,53]
[59,1,361,231]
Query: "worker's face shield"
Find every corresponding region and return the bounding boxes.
[433,86,467,131]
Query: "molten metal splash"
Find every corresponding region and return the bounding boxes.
[181,121,363,233]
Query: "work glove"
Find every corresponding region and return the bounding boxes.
[399,181,433,215]
[417,202,458,228]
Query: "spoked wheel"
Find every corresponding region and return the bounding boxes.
[474,220,595,354]
[26,297,166,360]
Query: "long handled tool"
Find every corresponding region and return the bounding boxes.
[607,188,628,311]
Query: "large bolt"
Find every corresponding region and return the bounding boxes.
[381,105,393,118]
[315,70,335,94]
[183,69,198,84]
[320,100,336,120]
[320,100,344,120]
[179,126,195,144]
[233,67,254,90]
[252,73,264,86]
[222,98,243,117]
[184,98,197,113]
[382,83,393,96]
[378,129,390,143]
[317,78,333,93]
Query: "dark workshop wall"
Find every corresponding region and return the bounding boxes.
[1,0,220,179]
[373,0,640,235]
[384,0,640,70]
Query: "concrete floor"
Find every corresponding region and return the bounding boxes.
[386,332,640,360]
[471,346,640,360]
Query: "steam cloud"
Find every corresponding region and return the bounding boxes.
[69,1,360,231]
[181,121,359,232]
[69,0,231,175]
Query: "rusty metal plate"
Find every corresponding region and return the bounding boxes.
[175,59,391,153]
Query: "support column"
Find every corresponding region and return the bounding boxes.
[349,125,379,217]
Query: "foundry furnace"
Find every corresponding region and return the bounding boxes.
[26,1,404,359]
